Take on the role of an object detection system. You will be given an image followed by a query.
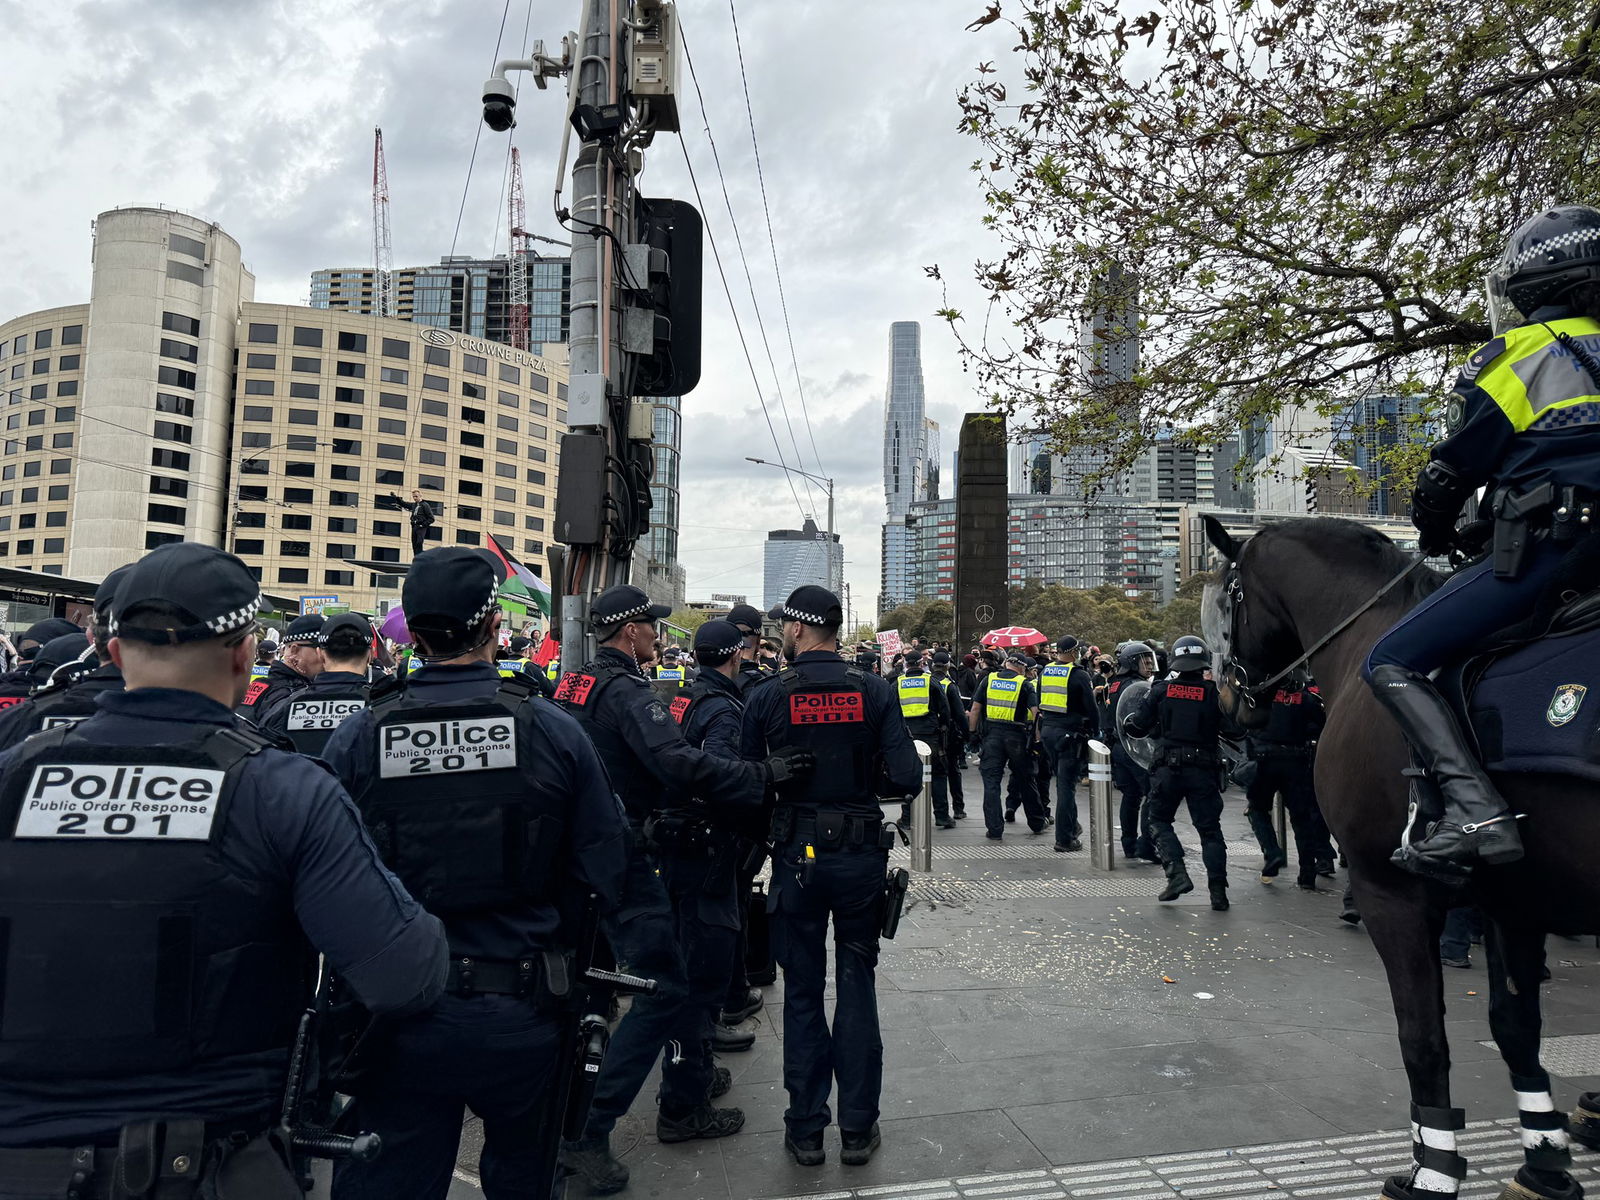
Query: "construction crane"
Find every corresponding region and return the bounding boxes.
[507,145,530,351]
[372,127,395,319]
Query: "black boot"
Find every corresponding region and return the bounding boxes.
[1209,880,1229,911]
[1369,665,1523,878]
[1246,809,1286,877]
[1159,859,1194,902]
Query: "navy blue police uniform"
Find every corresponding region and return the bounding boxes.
[321,548,628,1200]
[0,619,80,712]
[975,658,1045,836]
[740,586,921,1162]
[0,542,447,1197]
[1101,660,1157,860]
[258,613,377,758]
[1244,682,1331,886]
[238,614,322,724]
[555,586,784,1183]
[1038,638,1100,851]
[931,655,969,818]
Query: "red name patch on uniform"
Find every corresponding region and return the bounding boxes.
[1167,684,1206,701]
[0,695,21,710]
[555,673,596,705]
[242,679,269,706]
[789,692,865,724]
[669,695,692,724]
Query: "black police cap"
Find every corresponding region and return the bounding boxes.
[36,633,89,670]
[931,650,951,665]
[93,564,135,618]
[319,612,374,646]
[112,543,262,646]
[19,618,80,652]
[1057,635,1078,652]
[768,585,842,628]
[508,635,532,654]
[694,619,745,655]
[590,584,670,627]
[282,614,326,646]
[726,603,765,635]
[404,547,506,627]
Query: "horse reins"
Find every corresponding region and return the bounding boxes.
[1223,553,1430,708]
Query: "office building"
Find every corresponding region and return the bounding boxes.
[645,395,686,611]
[0,206,568,612]
[1081,262,1139,390]
[880,321,932,612]
[1335,391,1433,517]
[764,518,842,611]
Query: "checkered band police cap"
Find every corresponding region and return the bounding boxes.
[111,542,264,645]
[767,585,843,628]
[282,614,325,646]
[693,619,745,656]
[590,584,671,628]
[403,547,507,628]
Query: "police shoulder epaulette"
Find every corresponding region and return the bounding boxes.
[367,675,404,706]
[778,667,804,685]
[495,674,539,706]
[1459,336,1509,385]
[218,723,282,757]
[844,666,867,685]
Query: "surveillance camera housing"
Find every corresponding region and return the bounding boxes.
[482,77,517,131]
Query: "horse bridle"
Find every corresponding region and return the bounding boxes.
[1217,550,1429,711]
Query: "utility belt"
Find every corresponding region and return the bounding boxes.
[1161,746,1218,769]
[771,808,896,851]
[0,1117,291,1200]
[445,951,572,1006]
[1249,742,1313,760]
[1491,483,1600,578]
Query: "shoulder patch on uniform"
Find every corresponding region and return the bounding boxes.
[647,700,671,725]
[1446,395,1466,433]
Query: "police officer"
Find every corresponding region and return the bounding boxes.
[972,651,1045,838]
[1122,635,1230,910]
[495,632,556,697]
[930,651,969,819]
[250,636,277,682]
[726,603,773,693]
[1366,205,1600,877]
[321,547,627,1200]
[741,585,921,1167]
[1244,674,1330,888]
[1039,636,1099,853]
[0,541,447,1192]
[0,565,132,752]
[558,585,810,1192]
[239,613,323,722]
[655,645,690,687]
[895,652,956,828]
[1102,641,1160,862]
[0,617,80,708]
[258,612,375,757]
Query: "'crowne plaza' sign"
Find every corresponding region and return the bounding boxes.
[419,326,551,373]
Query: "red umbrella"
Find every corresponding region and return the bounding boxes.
[981,626,1047,648]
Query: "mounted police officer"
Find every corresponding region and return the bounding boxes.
[0,541,448,1195]
[321,547,628,1200]
[741,585,921,1167]
[1244,674,1330,888]
[930,651,969,819]
[1366,205,1600,879]
[1123,635,1230,910]
[1102,642,1160,862]
[1039,636,1098,853]
[238,613,323,723]
[557,584,810,1193]
[895,652,956,829]
[259,612,375,758]
[973,651,1045,838]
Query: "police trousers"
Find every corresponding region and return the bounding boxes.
[331,993,562,1200]
[904,720,950,820]
[1147,764,1227,884]
[1039,722,1084,845]
[981,726,1042,833]
[944,731,966,815]
[1245,753,1330,875]
[770,839,887,1138]
[656,850,741,1117]
[585,846,691,1137]
[1110,741,1153,854]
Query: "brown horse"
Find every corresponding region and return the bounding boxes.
[1203,515,1600,1200]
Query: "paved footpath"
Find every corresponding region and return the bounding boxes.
[435,770,1600,1199]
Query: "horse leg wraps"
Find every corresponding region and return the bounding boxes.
[1514,1072,1572,1173]
[1408,1104,1467,1196]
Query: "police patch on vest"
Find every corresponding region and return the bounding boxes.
[242,679,269,707]
[1167,683,1206,701]
[554,672,596,705]
[288,699,365,731]
[669,695,692,724]
[379,716,518,777]
[0,695,22,710]
[1547,683,1587,728]
[13,764,223,840]
[40,714,88,731]
[789,692,864,723]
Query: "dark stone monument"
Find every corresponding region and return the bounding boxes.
[954,412,1008,648]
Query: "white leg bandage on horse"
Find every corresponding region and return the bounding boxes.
[1514,1073,1572,1172]
[1408,1104,1467,1197]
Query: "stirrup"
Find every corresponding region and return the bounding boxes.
[1389,841,1471,886]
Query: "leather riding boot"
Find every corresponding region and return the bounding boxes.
[1158,859,1194,902]
[1369,665,1523,877]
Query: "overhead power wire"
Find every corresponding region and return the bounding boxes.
[451,0,517,261]
[726,0,828,485]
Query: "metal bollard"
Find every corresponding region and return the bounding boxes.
[909,739,933,874]
[1086,739,1115,871]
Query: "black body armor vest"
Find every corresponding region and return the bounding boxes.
[1157,678,1221,748]
[769,666,879,809]
[283,682,370,757]
[10,671,123,738]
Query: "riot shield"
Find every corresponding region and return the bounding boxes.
[1114,677,1159,772]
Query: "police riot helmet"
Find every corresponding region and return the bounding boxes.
[1116,641,1155,673]
[1486,205,1600,334]
[1169,635,1208,674]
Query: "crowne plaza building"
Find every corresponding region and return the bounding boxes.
[0,207,568,612]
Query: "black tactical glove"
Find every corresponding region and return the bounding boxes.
[765,746,816,787]
[1416,521,1457,558]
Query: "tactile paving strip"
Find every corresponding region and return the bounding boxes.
[764,1119,1593,1200]
[1478,1032,1600,1077]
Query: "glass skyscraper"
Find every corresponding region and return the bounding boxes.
[880,321,931,612]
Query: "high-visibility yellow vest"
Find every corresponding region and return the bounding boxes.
[897,673,931,718]
[1038,662,1075,714]
[497,663,526,679]
[983,673,1025,722]
[1474,316,1600,430]
[250,664,271,680]
[406,656,421,674]
[545,660,561,682]
[657,665,686,686]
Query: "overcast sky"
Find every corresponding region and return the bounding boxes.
[2,0,1013,624]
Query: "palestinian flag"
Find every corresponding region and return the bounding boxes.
[485,532,552,615]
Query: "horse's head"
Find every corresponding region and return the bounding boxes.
[1201,516,1304,731]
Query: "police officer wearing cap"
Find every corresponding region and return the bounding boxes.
[257,613,375,758]
[971,651,1045,838]
[740,585,921,1168]
[1122,635,1230,910]
[726,603,772,693]
[494,632,556,698]
[929,651,969,819]
[0,565,133,752]
[1039,637,1099,853]
[239,613,324,722]
[0,541,448,1193]
[0,618,82,709]
[895,653,956,829]
[321,547,627,1200]
[558,584,809,1193]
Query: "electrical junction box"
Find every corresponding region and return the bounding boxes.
[566,372,608,428]
[627,399,654,441]
[555,432,608,545]
[631,2,681,132]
